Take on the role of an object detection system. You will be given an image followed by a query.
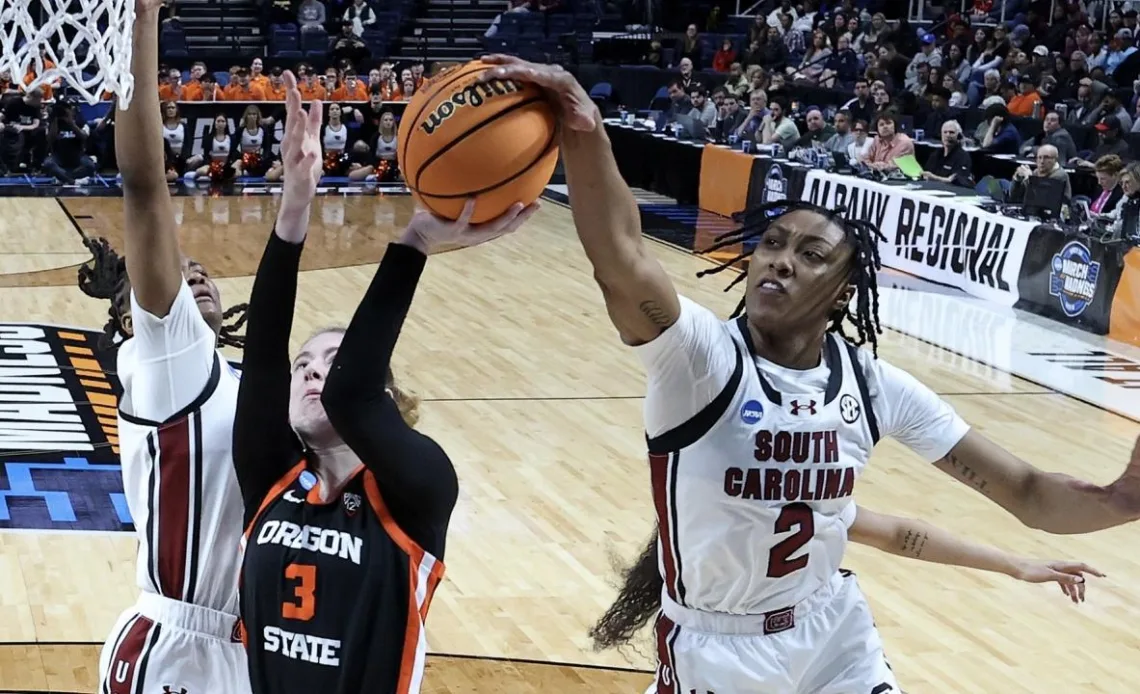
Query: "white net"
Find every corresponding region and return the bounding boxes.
[0,0,135,106]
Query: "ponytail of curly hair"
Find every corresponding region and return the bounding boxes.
[588,528,663,651]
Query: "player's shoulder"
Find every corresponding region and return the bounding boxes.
[836,338,916,400]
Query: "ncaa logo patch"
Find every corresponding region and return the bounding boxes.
[762,164,788,206]
[740,399,764,425]
[298,471,318,490]
[840,394,861,424]
[1049,241,1100,318]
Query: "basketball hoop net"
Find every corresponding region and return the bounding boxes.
[0,0,135,107]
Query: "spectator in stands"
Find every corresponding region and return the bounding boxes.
[677,58,695,91]
[1072,116,1132,168]
[1087,34,1107,71]
[749,13,766,46]
[791,31,831,84]
[905,33,941,89]
[343,0,376,36]
[262,68,286,100]
[400,76,417,101]
[724,62,749,97]
[1021,111,1077,162]
[854,12,887,54]
[688,85,716,128]
[821,109,853,153]
[1090,154,1125,215]
[970,68,1002,108]
[1068,78,1104,125]
[980,103,1021,153]
[485,0,531,38]
[1106,28,1137,75]
[878,43,908,88]
[794,107,834,148]
[908,62,930,97]
[297,65,326,100]
[197,72,220,101]
[922,119,972,187]
[1115,163,1140,241]
[842,79,873,125]
[332,20,369,64]
[332,69,368,101]
[0,86,42,175]
[712,92,745,141]
[780,13,804,59]
[754,25,786,74]
[375,63,399,99]
[861,109,913,171]
[870,84,892,123]
[943,43,970,85]
[223,68,266,101]
[412,63,426,88]
[821,34,858,88]
[350,85,386,138]
[158,68,183,101]
[1010,144,1072,203]
[1091,93,1132,131]
[848,118,872,161]
[944,76,967,107]
[298,0,327,32]
[919,85,952,137]
[759,96,800,150]
[712,38,736,73]
[679,24,704,69]
[735,89,767,140]
[250,58,270,92]
[42,101,93,184]
[1007,74,1042,117]
[180,62,207,100]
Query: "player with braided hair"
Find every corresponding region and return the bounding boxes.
[485,53,1140,693]
[88,0,255,692]
[77,235,250,351]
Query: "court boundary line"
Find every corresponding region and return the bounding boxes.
[0,641,654,676]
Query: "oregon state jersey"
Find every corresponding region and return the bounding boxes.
[117,349,244,614]
[241,462,444,693]
[649,317,878,616]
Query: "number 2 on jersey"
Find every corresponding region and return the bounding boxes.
[282,563,316,621]
[766,503,814,578]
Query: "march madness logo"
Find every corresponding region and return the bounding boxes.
[1049,241,1100,317]
[762,164,788,206]
[0,324,131,532]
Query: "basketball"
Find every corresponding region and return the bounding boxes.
[397,60,559,224]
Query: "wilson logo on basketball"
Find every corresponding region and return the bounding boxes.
[419,79,522,135]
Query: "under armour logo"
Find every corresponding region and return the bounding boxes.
[789,399,817,415]
[162,687,188,694]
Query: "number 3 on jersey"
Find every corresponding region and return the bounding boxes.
[282,563,317,621]
[767,503,814,578]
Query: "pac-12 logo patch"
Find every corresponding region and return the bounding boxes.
[839,394,861,424]
[740,400,764,425]
[343,492,362,516]
[1049,241,1100,317]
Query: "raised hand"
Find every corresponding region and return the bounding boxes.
[275,70,324,244]
[398,199,539,255]
[479,55,597,132]
[1013,559,1104,603]
[136,0,168,14]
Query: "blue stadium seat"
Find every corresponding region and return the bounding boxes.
[160,27,188,59]
[649,86,669,110]
[301,26,329,60]
[214,71,231,87]
[588,81,612,101]
[546,13,574,36]
[270,25,303,60]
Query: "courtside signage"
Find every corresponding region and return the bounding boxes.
[0,324,130,532]
[804,171,1034,305]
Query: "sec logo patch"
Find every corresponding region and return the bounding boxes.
[840,394,861,424]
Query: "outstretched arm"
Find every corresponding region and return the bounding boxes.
[233,73,325,520]
[849,506,1103,603]
[322,201,535,557]
[481,56,680,346]
[117,0,181,316]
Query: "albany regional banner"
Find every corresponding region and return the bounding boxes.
[802,171,1036,305]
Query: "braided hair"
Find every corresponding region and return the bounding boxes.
[588,200,886,653]
[76,236,250,351]
[695,199,885,356]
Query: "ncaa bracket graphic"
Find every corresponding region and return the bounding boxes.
[0,323,130,532]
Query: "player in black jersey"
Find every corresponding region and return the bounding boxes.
[232,71,538,694]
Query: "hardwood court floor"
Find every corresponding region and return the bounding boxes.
[0,195,1137,692]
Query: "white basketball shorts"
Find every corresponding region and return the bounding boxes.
[646,571,899,694]
[98,591,251,694]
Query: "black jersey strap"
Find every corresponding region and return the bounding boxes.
[843,340,880,445]
[646,339,745,455]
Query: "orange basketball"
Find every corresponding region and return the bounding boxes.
[397,60,559,224]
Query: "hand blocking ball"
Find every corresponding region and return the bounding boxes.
[397,60,559,223]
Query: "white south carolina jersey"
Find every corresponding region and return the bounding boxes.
[116,281,244,615]
[636,296,968,616]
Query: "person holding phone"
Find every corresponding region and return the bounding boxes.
[980,102,1022,153]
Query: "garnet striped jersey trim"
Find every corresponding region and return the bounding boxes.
[117,351,245,614]
[101,614,161,694]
